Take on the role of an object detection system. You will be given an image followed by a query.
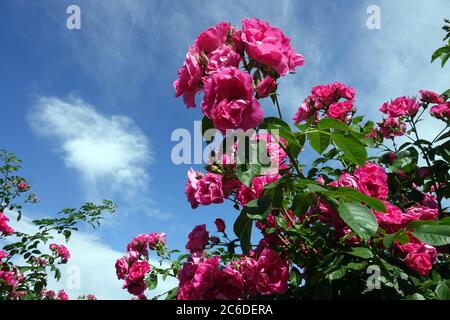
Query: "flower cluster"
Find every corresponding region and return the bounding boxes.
[0,212,14,236]
[369,90,448,139]
[42,289,69,300]
[326,162,439,275]
[186,133,288,209]
[174,18,304,132]
[115,232,166,299]
[49,244,71,264]
[293,82,356,124]
[178,224,289,300]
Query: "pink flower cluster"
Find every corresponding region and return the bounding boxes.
[419,90,449,120]
[0,212,14,236]
[186,133,288,209]
[42,289,69,300]
[49,244,70,264]
[178,225,289,300]
[115,232,166,299]
[328,162,439,275]
[293,82,356,124]
[174,19,304,131]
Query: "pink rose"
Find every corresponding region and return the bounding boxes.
[237,256,258,295]
[379,96,419,117]
[311,84,337,108]
[237,174,281,206]
[125,278,147,297]
[421,193,438,209]
[255,248,289,295]
[189,257,244,300]
[372,201,403,233]
[0,270,17,287]
[396,239,437,276]
[0,212,14,236]
[241,18,304,76]
[202,67,264,132]
[419,90,444,104]
[330,172,360,189]
[332,82,356,101]
[128,261,150,281]
[186,224,209,253]
[148,232,166,250]
[255,76,276,98]
[195,173,224,206]
[0,250,9,260]
[173,49,203,108]
[194,22,230,54]
[326,100,354,122]
[186,168,203,209]
[401,205,438,226]
[354,162,389,200]
[430,102,450,120]
[58,290,69,300]
[17,182,29,191]
[206,45,241,74]
[293,98,316,123]
[115,257,129,280]
[214,218,226,233]
[378,117,407,139]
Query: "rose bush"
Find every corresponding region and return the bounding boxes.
[113,18,450,300]
[0,150,115,300]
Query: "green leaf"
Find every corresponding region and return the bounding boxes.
[260,117,291,132]
[234,210,253,255]
[345,247,373,259]
[435,281,450,300]
[308,130,330,154]
[236,164,261,188]
[336,187,386,212]
[146,274,158,291]
[405,293,426,300]
[201,116,214,143]
[318,118,351,131]
[245,197,272,220]
[328,268,346,280]
[338,201,378,242]
[410,222,450,246]
[331,131,367,166]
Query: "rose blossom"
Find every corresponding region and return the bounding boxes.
[237,256,258,295]
[354,162,388,200]
[378,117,407,138]
[326,100,354,122]
[380,96,419,117]
[372,201,403,233]
[115,257,129,280]
[401,205,438,227]
[58,290,69,300]
[430,102,450,120]
[206,45,241,74]
[293,98,316,123]
[329,172,360,189]
[125,278,147,297]
[195,173,224,206]
[186,168,203,209]
[0,250,9,260]
[237,174,281,206]
[202,67,264,132]
[0,212,14,236]
[128,261,151,281]
[256,247,289,295]
[186,224,209,253]
[396,238,437,276]
[173,48,203,108]
[214,218,226,233]
[419,90,444,104]
[241,18,304,76]
[194,22,230,54]
[255,76,276,98]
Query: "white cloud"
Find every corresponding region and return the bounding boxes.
[6,215,178,300]
[28,96,151,199]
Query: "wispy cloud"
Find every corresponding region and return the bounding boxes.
[27,96,172,219]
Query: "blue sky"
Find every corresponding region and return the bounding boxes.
[0,0,449,299]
